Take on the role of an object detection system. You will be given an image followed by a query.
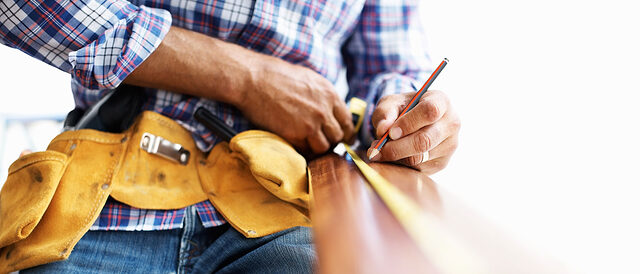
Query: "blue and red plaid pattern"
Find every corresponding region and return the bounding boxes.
[91,198,225,231]
[1,0,433,231]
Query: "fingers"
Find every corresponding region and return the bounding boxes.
[388,90,449,140]
[322,116,344,144]
[333,101,355,142]
[307,130,331,154]
[374,112,454,162]
[399,135,458,171]
[322,99,355,145]
[371,95,405,138]
[407,155,453,175]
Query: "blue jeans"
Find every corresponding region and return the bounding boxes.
[22,206,315,273]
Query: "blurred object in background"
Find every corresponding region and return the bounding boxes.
[0,46,72,187]
[0,115,65,186]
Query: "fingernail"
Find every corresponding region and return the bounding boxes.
[389,127,402,140]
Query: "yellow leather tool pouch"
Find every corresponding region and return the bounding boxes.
[199,130,311,238]
[0,111,311,272]
[0,129,127,273]
[0,151,67,249]
[109,112,207,210]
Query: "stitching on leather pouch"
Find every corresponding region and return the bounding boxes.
[150,115,184,131]
[232,133,289,148]
[8,157,67,175]
[51,136,122,144]
[61,149,118,256]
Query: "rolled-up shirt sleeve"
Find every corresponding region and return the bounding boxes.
[0,0,172,89]
[343,0,433,145]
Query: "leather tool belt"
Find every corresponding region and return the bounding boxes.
[0,111,310,273]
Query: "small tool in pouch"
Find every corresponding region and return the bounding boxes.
[194,107,237,142]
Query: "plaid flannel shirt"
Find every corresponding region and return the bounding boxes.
[0,0,432,231]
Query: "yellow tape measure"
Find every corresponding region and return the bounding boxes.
[345,98,485,274]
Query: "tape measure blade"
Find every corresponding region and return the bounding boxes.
[342,144,487,274]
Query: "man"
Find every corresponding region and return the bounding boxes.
[0,0,460,272]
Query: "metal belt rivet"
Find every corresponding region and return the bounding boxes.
[180,153,188,163]
[139,132,190,165]
[101,184,109,190]
[248,230,257,235]
[142,135,150,147]
[69,143,77,151]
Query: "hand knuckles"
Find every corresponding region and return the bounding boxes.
[385,145,401,161]
[408,114,423,130]
[332,130,344,142]
[372,107,386,121]
[413,132,431,152]
[316,143,330,153]
[302,120,316,132]
[395,116,415,134]
[422,101,441,120]
[406,155,422,167]
[283,131,305,146]
[311,107,327,122]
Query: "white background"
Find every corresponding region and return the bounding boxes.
[1,0,639,273]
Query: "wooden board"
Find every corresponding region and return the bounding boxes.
[309,152,568,274]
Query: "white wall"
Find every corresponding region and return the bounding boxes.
[1,0,639,272]
[421,0,640,273]
[0,46,73,184]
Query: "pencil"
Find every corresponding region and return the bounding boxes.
[368,58,449,160]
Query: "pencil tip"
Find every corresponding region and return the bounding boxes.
[368,149,379,160]
[444,57,449,63]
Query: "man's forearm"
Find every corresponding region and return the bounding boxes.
[124,26,259,106]
[124,26,354,154]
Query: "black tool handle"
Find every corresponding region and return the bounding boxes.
[194,107,237,142]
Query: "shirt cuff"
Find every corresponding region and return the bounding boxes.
[69,6,172,90]
[358,73,420,147]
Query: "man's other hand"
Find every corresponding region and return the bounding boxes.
[238,56,354,155]
[368,90,460,175]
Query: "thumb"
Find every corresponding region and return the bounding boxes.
[19,149,33,158]
[371,95,404,138]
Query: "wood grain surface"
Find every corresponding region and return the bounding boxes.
[309,152,567,274]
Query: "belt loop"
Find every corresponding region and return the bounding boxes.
[139,132,190,165]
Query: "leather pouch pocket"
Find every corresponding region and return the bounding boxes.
[0,151,67,248]
[229,130,309,208]
[198,130,310,238]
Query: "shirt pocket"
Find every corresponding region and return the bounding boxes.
[0,151,68,248]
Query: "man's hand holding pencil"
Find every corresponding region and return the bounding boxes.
[367,59,460,174]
